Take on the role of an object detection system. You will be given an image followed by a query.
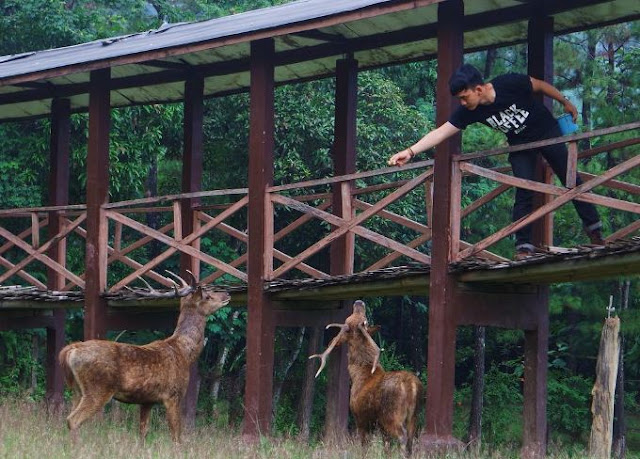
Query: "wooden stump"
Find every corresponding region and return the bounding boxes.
[589,317,620,458]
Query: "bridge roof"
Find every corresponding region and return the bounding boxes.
[0,0,638,122]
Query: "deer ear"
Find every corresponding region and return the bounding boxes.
[367,325,381,335]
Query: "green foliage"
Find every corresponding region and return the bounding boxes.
[547,372,593,442]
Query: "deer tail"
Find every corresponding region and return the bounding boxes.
[58,345,76,389]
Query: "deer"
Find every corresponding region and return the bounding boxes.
[58,272,230,443]
[310,300,423,455]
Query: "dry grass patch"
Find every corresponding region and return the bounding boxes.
[0,398,589,458]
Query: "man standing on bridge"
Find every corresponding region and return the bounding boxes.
[388,64,604,260]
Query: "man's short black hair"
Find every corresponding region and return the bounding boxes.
[449,64,484,95]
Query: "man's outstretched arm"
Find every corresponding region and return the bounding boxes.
[388,121,460,166]
[530,77,579,122]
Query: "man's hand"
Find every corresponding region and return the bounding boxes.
[388,149,412,167]
[563,99,579,122]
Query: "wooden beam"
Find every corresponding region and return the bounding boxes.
[458,250,640,284]
[422,0,463,448]
[179,74,205,430]
[84,68,110,340]
[45,98,70,412]
[324,57,358,441]
[528,12,554,251]
[180,74,204,280]
[243,38,276,439]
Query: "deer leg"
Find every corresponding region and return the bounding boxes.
[139,403,154,441]
[163,398,182,443]
[405,415,416,456]
[66,391,113,433]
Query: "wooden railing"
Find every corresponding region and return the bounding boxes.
[0,122,637,291]
[455,122,640,261]
[0,205,87,290]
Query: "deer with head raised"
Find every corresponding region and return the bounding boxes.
[59,272,230,443]
[310,300,423,455]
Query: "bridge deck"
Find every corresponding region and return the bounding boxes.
[1,238,637,314]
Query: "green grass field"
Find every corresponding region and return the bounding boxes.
[0,398,633,458]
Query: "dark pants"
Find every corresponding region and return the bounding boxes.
[508,130,601,248]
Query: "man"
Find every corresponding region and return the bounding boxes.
[388,64,604,260]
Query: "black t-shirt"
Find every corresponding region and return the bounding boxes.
[448,73,558,145]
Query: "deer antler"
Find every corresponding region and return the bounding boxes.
[165,270,195,297]
[308,323,349,378]
[358,323,381,374]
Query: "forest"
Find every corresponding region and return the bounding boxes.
[0,0,639,454]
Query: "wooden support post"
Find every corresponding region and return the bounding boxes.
[522,288,549,459]
[528,13,554,248]
[523,13,553,458]
[422,0,464,451]
[84,69,110,340]
[45,98,70,413]
[180,74,205,430]
[243,38,276,439]
[324,56,358,441]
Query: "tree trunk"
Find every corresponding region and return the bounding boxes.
[613,280,630,458]
[272,327,306,424]
[483,48,497,79]
[467,325,485,448]
[210,311,241,404]
[589,316,621,458]
[145,153,161,259]
[30,333,39,394]
[298,326,322,442]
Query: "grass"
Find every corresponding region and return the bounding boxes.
[0,397,611,458]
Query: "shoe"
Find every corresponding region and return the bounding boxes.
[514,244,537,261]
[585,224,605,246]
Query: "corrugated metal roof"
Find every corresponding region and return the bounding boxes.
[0,0,638,122]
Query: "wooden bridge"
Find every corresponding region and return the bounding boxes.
[0,0,639,456]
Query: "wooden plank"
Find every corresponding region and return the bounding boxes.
[102,188,247,209]
[607,220,640,241]
[566,141,578,188]
[460,183,510,218]
[461,162,640,214]
[31,213,40,249]
[353,199,430,234]
[578,137,640,160]
[268,159,433,192]
[579,172,640,195]
[366,232,431,271]
[457,121,640,162]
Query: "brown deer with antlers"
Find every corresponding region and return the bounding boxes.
[310,300,423,455]
[59,273,230,443]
